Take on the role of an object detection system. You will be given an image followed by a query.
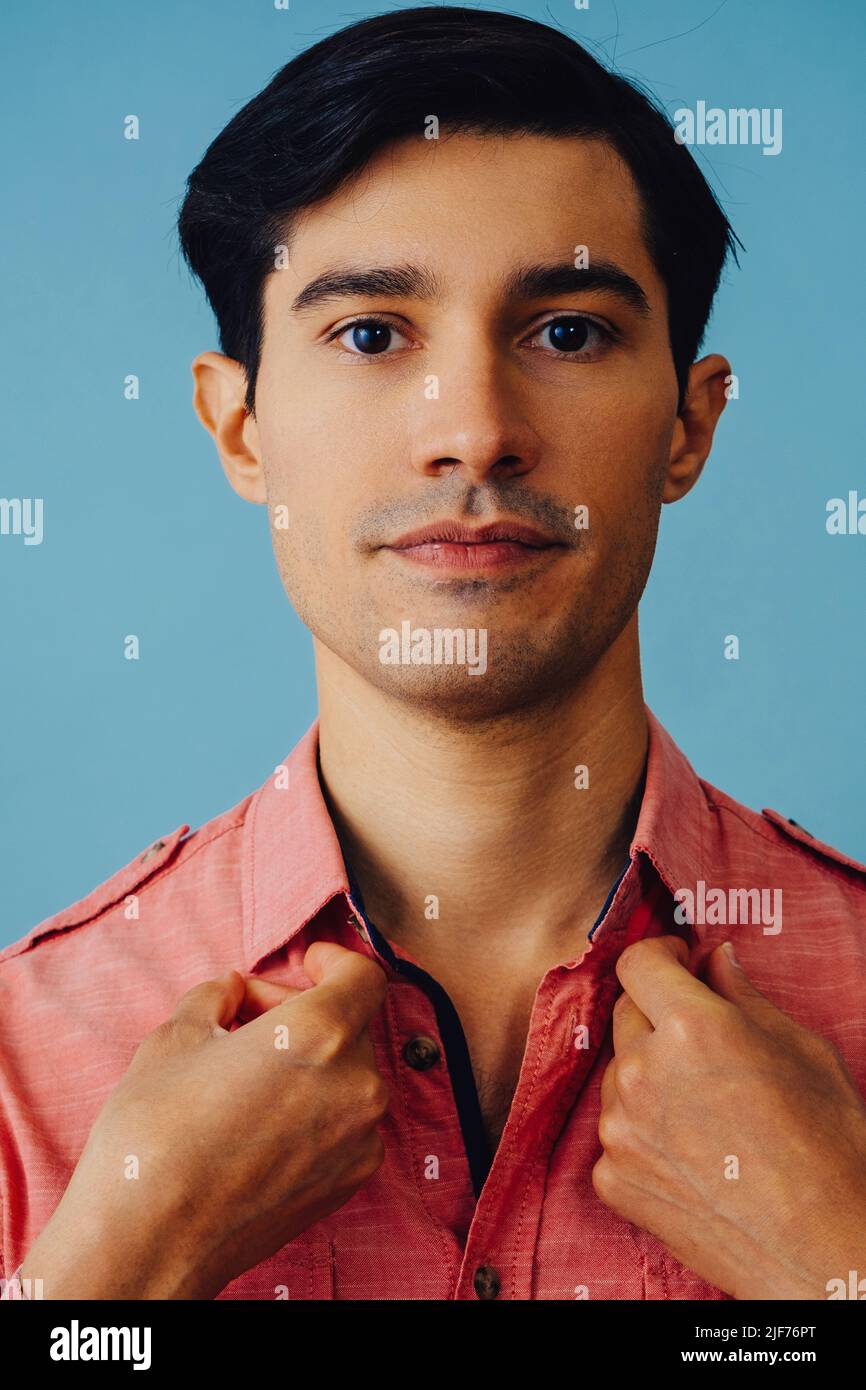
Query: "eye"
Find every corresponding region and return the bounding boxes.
[327,316,410,357]
[526,315,613,358]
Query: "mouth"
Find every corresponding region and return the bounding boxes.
[382,520,567,572]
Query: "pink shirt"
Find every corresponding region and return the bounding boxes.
[2,705,865,1300]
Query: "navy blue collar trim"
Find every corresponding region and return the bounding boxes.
[341,855,631,1202]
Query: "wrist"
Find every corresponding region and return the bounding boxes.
[744,1202,866,1301]
[21,1196,214,1300]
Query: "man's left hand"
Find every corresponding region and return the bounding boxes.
[593,935,866,1300]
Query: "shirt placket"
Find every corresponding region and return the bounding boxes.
[346,900,488,1260]
[453,948,626,1298]
[454,869,666,1299]
[344,862,647,1299]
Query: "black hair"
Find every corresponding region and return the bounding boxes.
[178,5,740,416]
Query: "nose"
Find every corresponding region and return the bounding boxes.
[407,340,542,486]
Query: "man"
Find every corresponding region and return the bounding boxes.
[3,7,866,1302]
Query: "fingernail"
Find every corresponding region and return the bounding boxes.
[722,940,742,969]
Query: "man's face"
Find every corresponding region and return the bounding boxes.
[252,133,683,717]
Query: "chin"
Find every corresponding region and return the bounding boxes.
[363,649,590,725]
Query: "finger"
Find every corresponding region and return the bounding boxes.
[298,941,389,1036]
[171,970,247,1034]
[302,940,362,986]
[170,972,302,1038]
[599,1054,620,1113]
[611,989,653,1054]
[245,941,389,1044]
[234,976,304,1026]
[703,941,790,1029]
[615,935,710,1029]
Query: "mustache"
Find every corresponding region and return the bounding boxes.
[350,480,581,551]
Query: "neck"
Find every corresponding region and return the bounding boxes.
[315,620,648,965]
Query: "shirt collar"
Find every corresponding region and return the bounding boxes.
[630,705,710,925]
[242,721,354,971]
[242,703,711,970]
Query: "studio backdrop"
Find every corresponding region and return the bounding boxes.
[2,0,864,943]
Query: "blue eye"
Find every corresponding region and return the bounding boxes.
[347,321,390,353]
[533,316,610,355]
[327,312,613,359]
[332,318,407,355]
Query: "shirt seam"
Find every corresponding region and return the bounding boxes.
[510,988,559,1300]
[381,983,460,1294]
[468,976,559,1292]
[711,800,866,891]
[0,817,248,970]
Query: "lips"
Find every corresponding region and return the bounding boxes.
[383,519,565,572]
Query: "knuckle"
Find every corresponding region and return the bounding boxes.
[165,1013,207,1044]
[347,1131,385,1186]
[140,1018,183,1052]
[144,1012,210,1057]
[591,1153,620,1205]
[596,1110,609,1150]
[306,1018,351,1064]
[661,1005,703,1049]
[597,1106,623,1152]
[346,1074,390,1127]
[363,1074,391,1116]
[174,979,218,1012]
[614,1052,645,1101]
[612,991,630,1020]
[617,941,645,974]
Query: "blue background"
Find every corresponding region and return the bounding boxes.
[2,0,864,945]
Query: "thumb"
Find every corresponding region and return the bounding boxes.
[706,941,785,1024]
[652,933,691,968]
[303,939,364,986]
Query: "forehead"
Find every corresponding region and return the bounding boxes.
[271,131,660,304]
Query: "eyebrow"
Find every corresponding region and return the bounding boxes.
[289,259,651,318]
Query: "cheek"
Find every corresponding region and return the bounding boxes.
[258,410,338,546]
[564,391,671,523]
[261,445,366,630]
[258,387,389,527]
[555,387,671,596]
[588,366,675,451]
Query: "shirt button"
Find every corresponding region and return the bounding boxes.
[402,1035,441,1070]
[473,1266,501,1300]
[787,817,815,837]
[139,839,167,863]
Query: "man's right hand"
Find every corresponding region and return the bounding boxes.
[20,941,390,1299]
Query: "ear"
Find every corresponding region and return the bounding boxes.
[664,353,732,504]
[191,351,267,504]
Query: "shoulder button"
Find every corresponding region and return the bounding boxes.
[785,818,814,837]
[761,808,866,877]
[139,839,168,863]
[0,824,191,964]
